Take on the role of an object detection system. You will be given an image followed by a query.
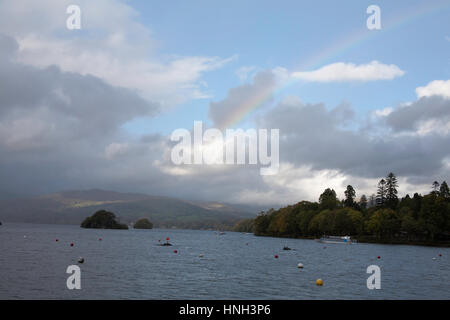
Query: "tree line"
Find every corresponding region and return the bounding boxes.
[233,173,450,244]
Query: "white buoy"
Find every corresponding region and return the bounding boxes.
[297,263,304,268]
[78,257,85,263]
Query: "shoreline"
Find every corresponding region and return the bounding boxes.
[253,233,450,248]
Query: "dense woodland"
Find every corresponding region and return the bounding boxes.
[233,173,450,245]
[81,210,128,229]
[133,218,154,229]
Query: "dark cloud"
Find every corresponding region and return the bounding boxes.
[0,33,448,205]
[258,98,450,182]
[0,34,160,196]
[0,34,18,59]
[208,70,276,128]
[385,96,450,132]
[0,36,158,145]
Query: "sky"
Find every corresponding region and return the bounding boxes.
[0,0,449,206]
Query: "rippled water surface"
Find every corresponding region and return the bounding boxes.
[0,223,449,299]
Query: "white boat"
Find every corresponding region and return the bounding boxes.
[316,235,355,244]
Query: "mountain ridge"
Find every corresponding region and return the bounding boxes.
[0,189,259,230]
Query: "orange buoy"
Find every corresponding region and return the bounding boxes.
[274,254,279,259]
[173,249,178,254]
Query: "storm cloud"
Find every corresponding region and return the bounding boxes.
[258,97,450,181]
[0,34,163,196]
[0,0,448,207]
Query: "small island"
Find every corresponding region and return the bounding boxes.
[133,218,153,229]
[81,210,128,229]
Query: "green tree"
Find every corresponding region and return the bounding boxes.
[420,194,448,240]
[233,218,254,233]
[253,211,271,235]
[81,210,128,229]
[432,181,440,195]
[376,179,387,207]
[366,208,400,238]
[133,218,153,229]
[309,210,334,235]
[385,172,399,209]
[319,188,339,211]
[440,181,450,200]
[400,208,422,238]
[359,194,368,211]
[247,181,447,244]
[347,209,364,235]
[344,185,356,208]
[297,211,315,236]
[368,194,377,208]
[411,193,422,218]
[333,209,354,235]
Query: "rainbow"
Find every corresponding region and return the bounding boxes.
[218,0,450,130]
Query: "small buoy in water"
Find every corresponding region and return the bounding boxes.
[377,256,381,259]
[166,237,170,241]
[70,243,74,247]
[245,243,248,246]
[78,257,84,263]
[274,254,279,259]
[316,279,323,286]
[432,257,436,260]
[98,238,102,241]
[297,263,304,269]
[199,254,204,258]
[173,249,178,254]
[439,254,442,257]
[56,239,59,242]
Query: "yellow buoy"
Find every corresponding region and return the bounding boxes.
[316,279,323,286]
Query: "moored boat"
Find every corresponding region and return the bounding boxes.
[316,235,355,244]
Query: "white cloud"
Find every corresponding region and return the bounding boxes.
[105,143,130,160]
[415,119,450,137]
[372,107,393,118]
[0,0,233,108]
[416,80,450,99]
[235,66,257,82]
[292,61,404,82]
[260,163,347,204]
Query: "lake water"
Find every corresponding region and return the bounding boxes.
[0,223,449,299]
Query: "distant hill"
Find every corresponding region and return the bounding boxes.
[0,189,258,230]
